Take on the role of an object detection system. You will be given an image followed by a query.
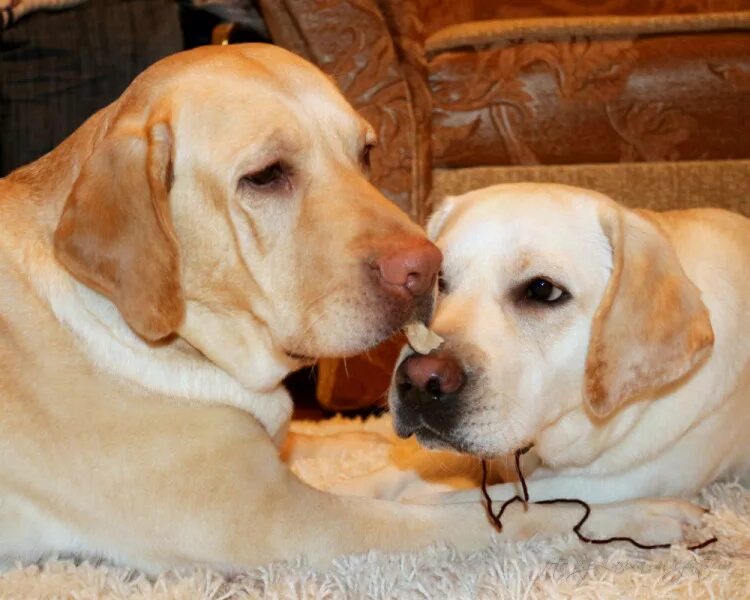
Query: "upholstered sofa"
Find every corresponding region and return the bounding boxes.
[258,0,750,409]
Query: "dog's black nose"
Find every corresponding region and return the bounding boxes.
[396,351,465,405]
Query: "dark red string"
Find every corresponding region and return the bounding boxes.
[480,450,717,551]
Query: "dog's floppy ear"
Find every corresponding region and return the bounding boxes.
[583,204,714,419]
[54,121,184,341]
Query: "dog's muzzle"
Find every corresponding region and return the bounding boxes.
[390,350,466,445]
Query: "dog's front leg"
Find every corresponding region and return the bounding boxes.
[112,433,620,571]
[405,467,668,505]
[89,412,668,571]
[5,392,706,572]
[401,474,711,548]
[214,467,689,570]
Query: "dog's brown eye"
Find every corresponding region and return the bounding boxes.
[361,144,374,170]
[240,161,289,191]
[525,278,567,304]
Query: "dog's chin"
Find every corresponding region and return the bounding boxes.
[419,429,511,457]
[413,428,467,453]
[392,410,523,458]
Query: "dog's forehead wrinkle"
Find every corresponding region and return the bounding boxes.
[292,84,363,147]
[447,216,597,264]
[173,103,303,168]
[152,48,361,157]
[168,82,360,186]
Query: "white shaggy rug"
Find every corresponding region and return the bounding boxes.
[1,415,748,600]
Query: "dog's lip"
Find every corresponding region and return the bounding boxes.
[399,414,535,458]
[416,428,533,458]
[284,350,316,363]
[399,417,466,452]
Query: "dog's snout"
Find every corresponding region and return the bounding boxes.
[374,240,442,298]
[399,351,465,400]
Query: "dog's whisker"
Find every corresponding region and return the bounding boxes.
[299,284,346,317]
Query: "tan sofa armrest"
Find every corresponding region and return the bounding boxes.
[426,11,750,55]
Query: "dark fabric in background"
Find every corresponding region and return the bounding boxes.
[0,0,183,176]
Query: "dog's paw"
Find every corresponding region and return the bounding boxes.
[583,498,709,547]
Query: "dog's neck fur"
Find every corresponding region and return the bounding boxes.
[48,280,293,443]
[1,106,293,444]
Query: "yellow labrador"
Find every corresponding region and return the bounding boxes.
[0,45,658,573]
[386,183,749,513]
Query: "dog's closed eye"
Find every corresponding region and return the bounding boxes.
[239,161,292,193]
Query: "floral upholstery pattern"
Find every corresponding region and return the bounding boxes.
[430,31,750,167]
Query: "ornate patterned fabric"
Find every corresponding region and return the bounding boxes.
[430,30,750,168]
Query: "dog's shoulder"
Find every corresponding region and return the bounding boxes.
[646,206,749,235]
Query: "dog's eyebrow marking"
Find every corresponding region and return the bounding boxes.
[248,133,301,166]
[507,252,570,285]
[513,253,533,273]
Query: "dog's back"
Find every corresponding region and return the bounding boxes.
[653,207,750,479]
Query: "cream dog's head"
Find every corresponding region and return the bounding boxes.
[389,183,714,457]
[53,44,440,391]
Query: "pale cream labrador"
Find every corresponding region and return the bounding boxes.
[385,183,749,516]
[0,45,665,573]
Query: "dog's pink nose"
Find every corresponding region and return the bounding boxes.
[402,351,464,397]
[375,240,442,298]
